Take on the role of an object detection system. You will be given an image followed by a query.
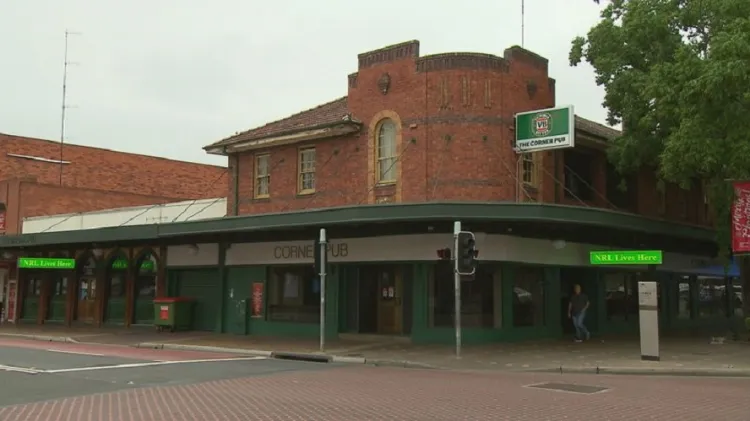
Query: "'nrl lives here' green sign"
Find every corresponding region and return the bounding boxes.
[589,250,663,265]
[514,105,575,153]
[18,257,76,270]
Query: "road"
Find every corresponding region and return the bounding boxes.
[0,337,749,420]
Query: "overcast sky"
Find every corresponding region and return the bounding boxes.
[1,0,608,166]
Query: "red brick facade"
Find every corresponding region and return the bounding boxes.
[207,40,710,227]
[0,133,227,234]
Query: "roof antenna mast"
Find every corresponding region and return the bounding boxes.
[521,0,525,48]
[59,29,81,185]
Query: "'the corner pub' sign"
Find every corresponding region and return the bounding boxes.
[514,105,575,153]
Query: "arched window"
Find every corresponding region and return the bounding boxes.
[376,119,397,183]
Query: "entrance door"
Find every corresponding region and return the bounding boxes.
[46,277,67,322]
[76,276,97,323]
[357,265,405,335]
[377,269,402,334]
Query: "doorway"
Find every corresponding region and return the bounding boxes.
[355,265,407,335]
[133,253,157,325]
[75,256,98,324]
[46,275,68,322]
[560,268,599,335]
[103,255,128,324]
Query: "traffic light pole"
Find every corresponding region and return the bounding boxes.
[453,221,462,359]
[318,228,327,352]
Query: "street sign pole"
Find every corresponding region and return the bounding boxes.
[453,221,462,359]
[318,228,327,352]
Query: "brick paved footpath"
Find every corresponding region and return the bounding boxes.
[1,366,748,421]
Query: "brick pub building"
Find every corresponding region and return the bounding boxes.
[0,41,736,343]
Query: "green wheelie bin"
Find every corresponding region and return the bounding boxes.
[153,297,194,332]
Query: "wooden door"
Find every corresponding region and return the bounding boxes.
[376,267,403,335]
[76,277,97,323]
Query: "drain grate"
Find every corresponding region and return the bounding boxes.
[526,382,609,394]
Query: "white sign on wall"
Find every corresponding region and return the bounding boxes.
[166,233,718,272]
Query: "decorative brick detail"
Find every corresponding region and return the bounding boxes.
[348,73,358,88]
[416,53,509,73]
[483,80,492,108]
[438,77,450,109]
[461,76,472,107]
[358,40,420,69]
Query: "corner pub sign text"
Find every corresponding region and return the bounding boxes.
[273,242,349,260]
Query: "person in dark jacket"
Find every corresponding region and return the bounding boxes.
[568,284,590,342]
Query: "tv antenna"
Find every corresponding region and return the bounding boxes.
[521,0,525,48]
[59,29,82,185]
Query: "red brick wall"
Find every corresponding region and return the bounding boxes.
[0,133,227,199]
[229,40,709,227]
[234,42,555,214]
[0,179,184,235]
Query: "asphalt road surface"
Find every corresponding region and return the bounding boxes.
[1,337,749,421]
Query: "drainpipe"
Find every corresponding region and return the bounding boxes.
[554,151,560,203]
[228,148,239,216]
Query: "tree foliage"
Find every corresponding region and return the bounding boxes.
[570,0,750,254]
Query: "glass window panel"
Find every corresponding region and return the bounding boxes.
[731,277,743,317]
[697,276,726,318]
[604,273,627,321]
[267,265,319,323]
[676,276,692,319]
[430,263,495,328]
[513,266,545,327]
[377,120,397,182]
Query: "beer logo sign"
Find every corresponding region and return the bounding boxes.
[531,112,552,137]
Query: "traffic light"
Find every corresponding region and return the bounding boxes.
[456,231,478,275]
[436,248,451,260]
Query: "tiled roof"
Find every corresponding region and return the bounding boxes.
[204,95,620,151]
[575,115,621,140]
[205,96,351,150]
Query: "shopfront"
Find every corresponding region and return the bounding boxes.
[162,231,733,344]
[0,202,728,342]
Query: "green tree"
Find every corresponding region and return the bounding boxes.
[570,0,750,315]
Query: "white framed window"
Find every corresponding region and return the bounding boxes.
[298,147,316,194]
[255,154,270,198]
[376,119,397,183]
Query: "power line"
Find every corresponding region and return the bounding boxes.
[357,141,413,205]
[168,169,229,223]
[428,137,452,200]
[296,148,346,211]
[563,164,620,211]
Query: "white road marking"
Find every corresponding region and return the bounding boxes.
[44,356,266,374]
[46,349,105,357]
[0,364,42,375]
